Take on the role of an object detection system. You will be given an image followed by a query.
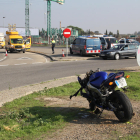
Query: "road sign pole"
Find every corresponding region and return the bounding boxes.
[63,28,71,57]
[66,38,68,57]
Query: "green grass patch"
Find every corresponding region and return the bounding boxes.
[117,71,140,100]
[0,82,81,140]
[0,72,140,139]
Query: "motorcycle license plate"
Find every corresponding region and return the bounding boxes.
[115,77,127,88]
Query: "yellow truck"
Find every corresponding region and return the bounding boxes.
[23,36,31,51]
[5,30,25,53]
[0,33,5,49]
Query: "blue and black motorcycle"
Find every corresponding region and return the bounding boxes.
[70,68,133,122]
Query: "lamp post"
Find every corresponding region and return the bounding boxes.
[3,17,5,33]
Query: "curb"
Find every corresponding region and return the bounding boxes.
[29,51,55,61]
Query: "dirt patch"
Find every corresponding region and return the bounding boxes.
[36,96,140,140]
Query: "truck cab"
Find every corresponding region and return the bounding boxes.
[5,31,25,53]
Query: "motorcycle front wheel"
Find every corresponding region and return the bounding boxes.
[110,91,133,122]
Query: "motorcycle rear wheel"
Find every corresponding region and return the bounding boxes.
[110,91,133,122]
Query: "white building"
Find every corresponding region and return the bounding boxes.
[0,27,39,36]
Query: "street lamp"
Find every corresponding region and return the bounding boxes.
[3,17,5,27]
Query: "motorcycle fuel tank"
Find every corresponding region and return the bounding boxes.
[89,71,108,88]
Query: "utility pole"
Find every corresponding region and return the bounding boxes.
[47,0,51,44]
[25,0,31,36]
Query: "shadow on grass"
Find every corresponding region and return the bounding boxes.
[27,106,120,125]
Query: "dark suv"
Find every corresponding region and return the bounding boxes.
[70,37,102,56]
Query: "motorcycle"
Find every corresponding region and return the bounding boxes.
[70,68,133,122]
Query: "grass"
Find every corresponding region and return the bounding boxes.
[118,71,140,100]
[0,71,140,139]
[0,82,81,140]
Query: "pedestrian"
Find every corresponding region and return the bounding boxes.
[51,38,55,54]
[107,38,111,49]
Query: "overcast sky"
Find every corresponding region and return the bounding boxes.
[0,0,140,34]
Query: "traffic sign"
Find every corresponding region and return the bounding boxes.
[137,45,140,66]
[63,28,71,38]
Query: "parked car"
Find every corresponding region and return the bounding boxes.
[100,43,138,60]
[70,37,102,56]
[104,37,118,48]
[119,38,140,45]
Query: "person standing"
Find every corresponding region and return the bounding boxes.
[51,38,55,54]
[107,38,111,49]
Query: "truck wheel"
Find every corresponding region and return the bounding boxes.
[23,49,25,53]
[80,50,84,56]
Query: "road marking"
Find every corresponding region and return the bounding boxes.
[32,62,43,64]
[0,56,7,62]
[44,57,48,63]
[17,57,32,60]
[0,64,9,66]
[14,63,27,65]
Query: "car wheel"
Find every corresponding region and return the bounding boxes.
[114,53,120,60]
[70,48,73,54]
[80,50,83,56]
[102,57,107,60]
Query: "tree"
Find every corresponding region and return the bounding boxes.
[105,30,108,35]
[67,25,85,36]
[109,31,113,36]
[116,30,119,38]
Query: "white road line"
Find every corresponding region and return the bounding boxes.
[0,56,7,62]
[0,64,9,66]
[44,57,48,63]
[14,63,27,65]
[32,62,43,64]
[17,57,32,60]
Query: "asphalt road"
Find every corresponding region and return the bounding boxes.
[0,49,48,66]
[0,54,138,91]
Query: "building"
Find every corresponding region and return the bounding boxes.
[0,26,39,36]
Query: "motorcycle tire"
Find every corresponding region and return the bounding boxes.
[110,91,133,122]
[89,101,96,111]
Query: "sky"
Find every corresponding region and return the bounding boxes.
[0,0,140,34]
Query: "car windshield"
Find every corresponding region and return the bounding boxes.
[105,38,117,43]
[86,39,101,46]
[110,45,124,50]
[11,39,23,44]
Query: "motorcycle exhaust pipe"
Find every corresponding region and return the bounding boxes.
[87,82,104,102]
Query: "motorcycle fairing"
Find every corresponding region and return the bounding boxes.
[89,71,108,88]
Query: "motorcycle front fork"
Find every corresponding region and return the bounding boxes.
[80,88,91,100]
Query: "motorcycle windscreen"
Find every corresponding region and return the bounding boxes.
[89,71,108,88]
